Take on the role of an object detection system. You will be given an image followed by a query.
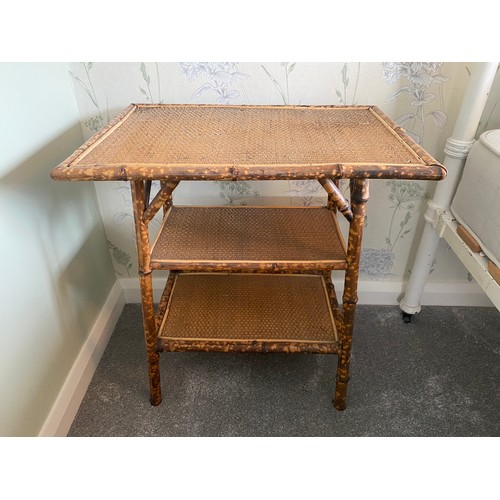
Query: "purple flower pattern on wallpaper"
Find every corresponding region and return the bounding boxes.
[285,180,326,206]
[67,62,465,280]
[217,181,259,206]
[361,180,428,280]
[381,62,449,145]
[180,62,249,104]
[360,62,450,280]
[360,248,396,277]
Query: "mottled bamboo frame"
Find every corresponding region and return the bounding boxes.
[130,180,162,405]
[319,178,353,222]
[156,272,340,355]
[50,104,446,182]
[334,178,369,411]
[129,176,368,410]
[51,104,445,411]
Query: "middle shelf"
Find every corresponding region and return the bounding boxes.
[150,205,348,272]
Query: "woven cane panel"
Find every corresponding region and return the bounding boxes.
[76,105,422,166]
[150,206,346,264]
[159,274,337,342]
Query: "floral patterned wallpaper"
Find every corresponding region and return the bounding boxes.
[68,62,500,283]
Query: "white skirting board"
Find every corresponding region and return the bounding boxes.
[119,276,494,308]
[38,281,125,437]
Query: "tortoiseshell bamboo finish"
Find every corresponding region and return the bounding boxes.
[131,180,161,405]
[334,179,369,410]
[319,178,353,222]
[159,339,339,355]
[143,181,179,224]
[50,104,446,183]
[154,271,176,329]
[50,104,446,412]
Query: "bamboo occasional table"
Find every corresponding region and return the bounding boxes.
[51,104,446,410]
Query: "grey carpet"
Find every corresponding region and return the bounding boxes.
[68,304,500,436]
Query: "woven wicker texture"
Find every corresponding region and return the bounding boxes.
[151,206,346,264]
[159,274,337,342]
[76,105,422,166]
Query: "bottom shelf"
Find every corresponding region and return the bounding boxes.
[157,273,339,354]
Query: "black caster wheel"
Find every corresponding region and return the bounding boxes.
[402,312,413,324]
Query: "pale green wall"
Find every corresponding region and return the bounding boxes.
[0,63,116,436]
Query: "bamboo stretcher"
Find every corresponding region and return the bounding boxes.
[51,103,446,411]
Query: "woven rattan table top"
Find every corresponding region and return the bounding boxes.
[51,104,446,182]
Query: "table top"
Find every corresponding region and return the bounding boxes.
[50,104,446,182]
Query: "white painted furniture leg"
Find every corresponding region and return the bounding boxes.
[400,62,498,319]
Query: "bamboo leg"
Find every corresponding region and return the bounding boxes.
[140,273,162,406]
[334,178,369,411]
[131,180,162,406]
